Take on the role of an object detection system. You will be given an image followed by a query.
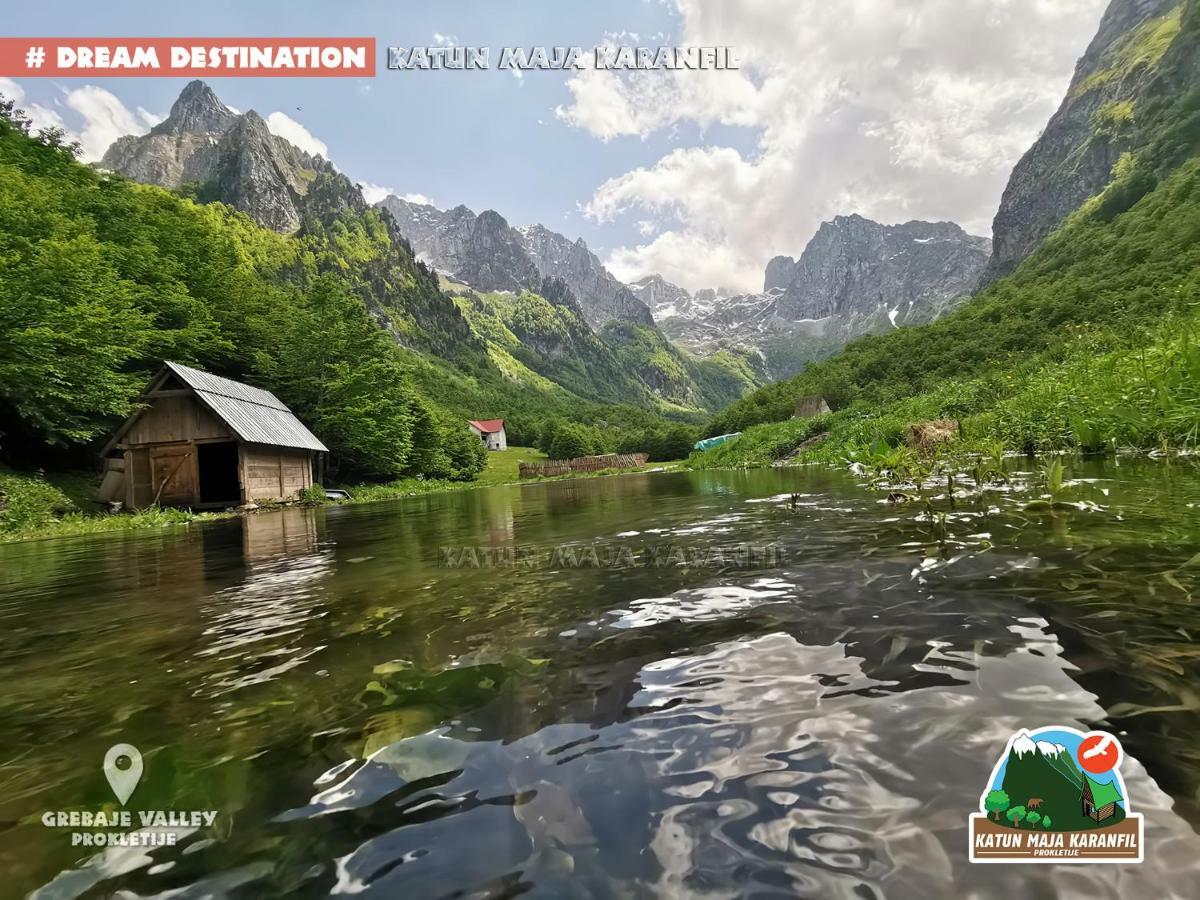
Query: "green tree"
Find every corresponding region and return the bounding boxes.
[657,424,698,460]
[0,232,154,445]
[536,418,564,454]
[1040,816,1052,829]
[984,789,1011,822]
[261,274,420,479]
[549,423,592,461]
[1006,805,1027,828]
[1025,810,1041,828]
[423,409,487,480]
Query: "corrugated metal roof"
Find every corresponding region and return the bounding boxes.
[165,362,328,452]
[165,361,285,409]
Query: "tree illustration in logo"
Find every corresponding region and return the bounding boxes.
[984,789,1010,821]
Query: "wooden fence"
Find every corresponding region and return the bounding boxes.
[519,452,649,479]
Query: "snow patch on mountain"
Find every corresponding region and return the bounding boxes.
[1013,730,1039,758]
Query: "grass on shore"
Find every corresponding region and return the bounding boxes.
[341,447,685,502]
[1,446,679,545]
[689,306,1200,472]
[343,446,549,502]
[0,468,233,544]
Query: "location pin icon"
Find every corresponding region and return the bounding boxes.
[103,743,143,805]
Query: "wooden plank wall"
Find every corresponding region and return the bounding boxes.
[241,445,313,502]
[149,444,197,506]
[125,395,233,445]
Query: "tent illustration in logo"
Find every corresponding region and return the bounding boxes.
[969,726,1143,863]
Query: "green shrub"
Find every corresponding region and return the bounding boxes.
[0,471,75,534]
[548,423,594,460]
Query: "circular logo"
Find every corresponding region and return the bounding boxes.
[1077,731,1122,775]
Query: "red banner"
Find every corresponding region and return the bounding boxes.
[0,38,375,77]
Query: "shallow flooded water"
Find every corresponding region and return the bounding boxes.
[3,459,1200,897]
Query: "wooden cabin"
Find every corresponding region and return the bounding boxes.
[100,362,328,510]
[1081,775,1122,823]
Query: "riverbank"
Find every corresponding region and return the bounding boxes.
[0,448,685,545]
[690,304,1200,473]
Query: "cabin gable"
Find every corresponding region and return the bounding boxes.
[123,394,235,446]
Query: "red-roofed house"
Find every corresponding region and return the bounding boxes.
[468,418,507,451]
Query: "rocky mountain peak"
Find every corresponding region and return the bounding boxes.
[380,196,653,328]
[775,215,990,321]
[222,108,271,141]
[980,0,1182,285]
[414,205,541,293]
[763,256,796,292]
[476,209,511,231]
[642,214,991,380]
[628,274,694,319]
[100,81,364,235]
[151,80,238,136]
[519,224,653,328]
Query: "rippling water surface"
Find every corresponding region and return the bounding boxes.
[4,461,1200,897]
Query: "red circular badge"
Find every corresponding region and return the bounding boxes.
[1077,731,1122,774]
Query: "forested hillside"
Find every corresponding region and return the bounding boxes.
[96,81,754,417]
[703,0,1200,459]
[0,99,699,484]
[442,276,755,414]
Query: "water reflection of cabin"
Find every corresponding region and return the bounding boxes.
[1081,775,1122,823]
[100,362,328,510]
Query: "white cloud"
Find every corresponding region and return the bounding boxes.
[607,229,752,293]
[65,85,159,161]
[265,111,328,158]
[1,76,68,139]
[399,192,433,206]
[563,0,1108,292]
[0,76,24,103]
[358,181,394,204]
[3,79,162,161]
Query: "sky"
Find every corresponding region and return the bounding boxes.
[2,0,1109,293]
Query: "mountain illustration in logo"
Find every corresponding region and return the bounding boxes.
[969,726,1143,864]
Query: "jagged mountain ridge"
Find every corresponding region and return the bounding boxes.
[378,195,653,329]
[97,81,751,415]
[627,274,695,319]
[980,0,1184,284]
[519,223,654,328]
[101,80,358,234]
[767,215,991,322]
[631,215,990,380]
[100,81,493,366]
[430,206,543,293]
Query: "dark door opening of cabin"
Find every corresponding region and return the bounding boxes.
[197,442,241,505]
